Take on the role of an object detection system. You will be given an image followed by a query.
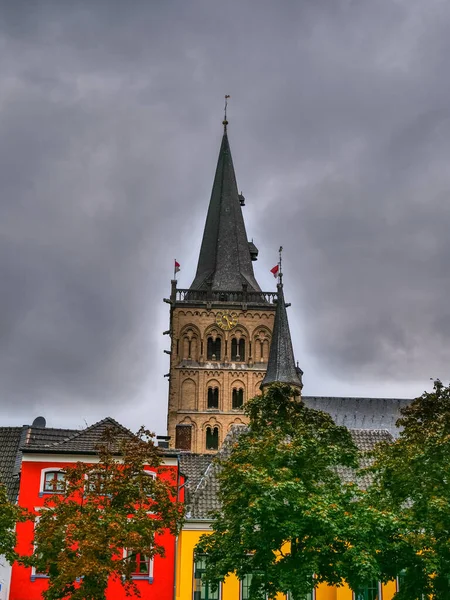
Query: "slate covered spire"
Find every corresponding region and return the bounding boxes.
[190,131,261,292]
[261,282,303,390]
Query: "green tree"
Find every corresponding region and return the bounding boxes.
[0,483,26,562]
[28,427,184,600]
[197,384,397,599]
[368,379,450,600]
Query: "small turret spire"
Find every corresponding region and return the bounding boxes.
[261,268,303,391]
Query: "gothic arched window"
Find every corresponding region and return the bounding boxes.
[231,338,245,361]
[232,388,244,409]
[207,337,221,361]
[206,426,219,450]
[207,387,219,409]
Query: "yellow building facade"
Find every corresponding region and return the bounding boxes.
[176,525,398,600]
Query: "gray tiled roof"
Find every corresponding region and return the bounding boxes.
[24,426,79,449]
[261,283,302,390]
[185,426,394,520]
[338,429,393,489]
[22,417,134,454]
[303,396,409,437]
[190,132,261,292]
[0,427,26,501]
[180,453,212,490]
[179,453,213,507]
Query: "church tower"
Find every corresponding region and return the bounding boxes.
[166,122,278,453]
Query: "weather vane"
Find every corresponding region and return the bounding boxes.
[223,95,230,132]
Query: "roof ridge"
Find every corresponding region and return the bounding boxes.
[45,417,134,449]
[303,395,411,401]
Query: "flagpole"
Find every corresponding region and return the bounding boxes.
[174,260,176,281]
[278,246,283,285]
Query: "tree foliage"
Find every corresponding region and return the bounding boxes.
[0,483,26,563]
[197,384,396,599]
[27,426,184,600]
[368,379,450,600]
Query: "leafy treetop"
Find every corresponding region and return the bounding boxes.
[197,384,397,599]
[369,379,450,600]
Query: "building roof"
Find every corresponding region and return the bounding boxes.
[0,427,25,501]
[302,396,409,437]
[21,417,135,454]
[24,426,79,449]
[190,132,261,292]
[261,283,303,390]
[179,453,213,507]
[0,424,79,501]
[184,426,394,521]
[338,429,393,489]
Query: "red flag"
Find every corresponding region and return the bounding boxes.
[270,265,279,278]
[174,260,181,274]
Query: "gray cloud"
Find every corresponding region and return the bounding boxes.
[0,0,449,432]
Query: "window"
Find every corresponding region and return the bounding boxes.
[193,555,220,600]
[232,388,244,409]
[241,574,253,600]
[39,469,66,496]
[396,571,424,599]
[353,581,380,600]
[207,337,221,361]
[31,515,49,581]
[207,387,219,409]
[287,590,314,600]
[86,471,108,494]
[206,427,219,450]
[43,470,65,493]
[241,574,269,600]
[126,549,153,581]
[231,338,245,361]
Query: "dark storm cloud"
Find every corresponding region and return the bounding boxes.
[0,0,449,430]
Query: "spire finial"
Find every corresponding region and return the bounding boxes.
[223,95,230,133]
[278,245,283,284]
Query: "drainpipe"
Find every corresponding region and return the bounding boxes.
[173,452,187,600]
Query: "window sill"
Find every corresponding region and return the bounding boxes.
[39,491,64,497]
[132,576,154,583]
[31,574,49,581]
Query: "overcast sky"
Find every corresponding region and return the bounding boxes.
[1,0,449,435]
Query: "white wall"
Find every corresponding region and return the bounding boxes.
[0,556,11,600]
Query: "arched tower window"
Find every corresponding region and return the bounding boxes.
[231,338,245,361]
[207,387,219,409]
[206,427,219,450]
[207,337,221,360]
[232,388,244,409]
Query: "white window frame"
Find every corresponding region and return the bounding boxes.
[123,548,154,583]
[240,574,271,600]
[30,513,49,581]
[352,581,382,600]
[39,468,66,497]
[286,587,316,600]
[192,554,222,600]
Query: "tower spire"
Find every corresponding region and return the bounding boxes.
[260,271,303,390]
[190,113,261,292]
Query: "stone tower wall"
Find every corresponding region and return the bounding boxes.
[167,304,275,453]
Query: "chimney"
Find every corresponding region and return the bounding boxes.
[156,435,171,449]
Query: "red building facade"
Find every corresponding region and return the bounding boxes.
[9,418,182,600]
